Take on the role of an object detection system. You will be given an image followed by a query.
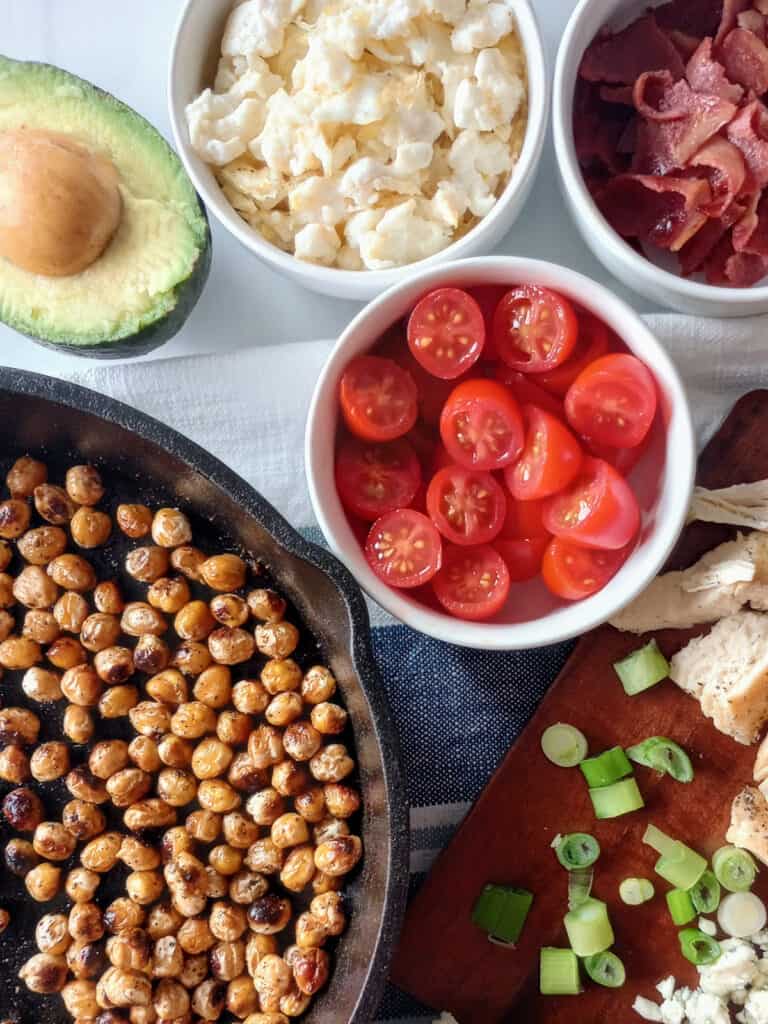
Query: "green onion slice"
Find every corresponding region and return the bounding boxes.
[580,747,633,788]
[679,928,722,966]
[666,888,696,926]
[541,723,588,768]
[626,736,694,783]
[540,947,581,996]
[690,871,721,915]
[564,898,615,957]
[613,639,670,695]
[555,833,601,870]
[471,884,534,945]
[643,824,678,858]
[568,866,594,911]
[712,846,759,893]
[590,777,645,820]
[656,843,707,891]
[583,951,626,989]
[619,877,655,906]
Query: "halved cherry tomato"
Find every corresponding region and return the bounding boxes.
[408,288,485,380]
[365,509,443,589]
[543,456,640,551]
[378,332,455,427]
[542,537,632,600]
[537,311,610,396]
[335,437,421,521]
[440,379,524,471]
[472,284,509,362]
[432,544,511,621]
[495,366,565,418]
[565,353,657,449]
[588,436,648,477]
[492,285,578,373]
[426,466,506,546]
[502,496,550,540]
[494,537,549,582]
[340,355,418,441]
[504,405,583,501]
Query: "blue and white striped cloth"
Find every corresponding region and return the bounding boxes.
[67,314,768,1020]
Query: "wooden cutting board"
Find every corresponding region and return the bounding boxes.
[391,390,768,1023]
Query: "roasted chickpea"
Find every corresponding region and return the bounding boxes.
[247,898,292,936]
[121,602,168,637]
[209,901,247,942]
[99,684,139,719]
[0,571,13,607]
[157,768,197,807]
[152,935,184,977]
[119,837,162,872]
[271,760,309,798]
[104,898,146,935]
[128,736,161,773]
[71,506,112,548]
[62,977,100,1018]
[67,938,107,980]
[130,701,172,738]
[261,658,302,695]
[309,743,354,783]
[293,912,327,950]
[3,786,44,831]
[180,952,208,989]
[98,966,152,1007]
[17,525,67,564]
[255,621,299,660]
[66,465,105,506]
[185,809,221,843]
[210,941,245,982]
[106,929,152,971]
[126,869,165,905]
[228,752,267,794]
[164,852,208,917]
[200,554,246,592]
[64,704,95,744]
[208,627,255,666]
[47,634,87,669]
[159,828,193,868]
[52,590,89,633]
[206,865,229,898]
[293,787,326,824]
[124,799,177,832]
[0,907,14,934]
[125,546,170,583]
[0,539,10,572]
[173,600,215,642]
[171,701,216,739]
[94,580,125,614]
[313,816,349,844]
[33,821,76,861]
[22,609,59,645]
[280,846,316,894]
[66,765,109,804]
[245,933,279,976]
[324,783,361,819]
[116,504,153,539]
[81,831,123,871]
[192,736,233,780]
[300,666,336,705]
[209,844,243,877]
[279,984,312,1016]
[172,640,212,676]
[246,589,286,623]
[231,679,269,715]
[190,665,230,710]
[36,912,71,954]
[217,709,253,746]
[22,665,63,702]
[133,634,170,674]
[244,839,284,876]
[158,734,194,768]
[147,903,184,941]
[129,1008,156,1024]
[69,901,105,943]
[94,645,134,683]
[89,738,130,778]
[30,741,70,781]
[191,978,226,1020]
[229,870,268,906]
[107,768,153,807]
[0,607,14,641]
[66,867,101,903]
[19,951,68,993]
[170,545,206,581]
[311,702,348,735]
[146,578,190,617]
[13,565,58,609]
[245,789,285,827]
[25,861,62,901]
[34,483,75,525]
[198,779,240,814]
[62,663,103,705]
[47,553,96,591]
[208,593,248,629]
[252,954,292,1008]
[265,693,303,728]
[5,836,39,876]
[271,814,309,850]
[0,497,31,538]
[314,835,362,877]
[177,918,215,955]
[0,705,40,746]
[283,722,322,762]
[7,455,47,498]
[0,634,41,669]
[248,725,284,770]
[222,811,260,850]
[146,668,188,705]
[226,975,259,1017]
[152,509,192,548]
[81,612,122,652]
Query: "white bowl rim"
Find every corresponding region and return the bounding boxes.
[167,0,550,287]
[305,255,696,650]
[552,0,768,305]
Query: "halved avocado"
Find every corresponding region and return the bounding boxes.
[0,56,211,358]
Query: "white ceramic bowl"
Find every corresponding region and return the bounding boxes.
[305,256,696,650]
[167,0,549,302]
[553,0,768,317]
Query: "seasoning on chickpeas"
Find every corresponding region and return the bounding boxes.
[18,525,67,564]
[3,786,44,831]
[301,665,337,704]
[208,626,255,666]
[104,898,146,935]
[148,575,191,613]
[0,744,30,783]
[66,867,101,903]
[169,544,206,580]
[47,634,87,669]
[0,706,40,746]
[66,765,109,804]
[128,736,161,773]
[25,861,62,901]
[0,634,42,669]
[36,912,71,954]
[30,741,70,781]
[194,664,232,708]
[146,668,188,705]
[0,497,32,539]
[185,809,221,843]
[152,508,192,548]
[121,602,168,637]
[171,701,216,739]
[172,639,213,676]
[133,633,170,674]
[6,836,39,877]
[231,678,269,715]
[34,483,76,524]
[265,692,303,727]
[19,952,68,993]
[93,646,134,684]
[80,831,123,872]
[65,465,105,506]
[47,553,97,592]
[81,612,122,652]
[261,658,302,695]
[7,455,47,498]
[61,663,103,706]
[125,545,169,583]
[94,580,125,614]
[99,684,139,719]
[157,733,193,768]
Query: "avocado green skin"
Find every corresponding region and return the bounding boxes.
[0,58,213,359]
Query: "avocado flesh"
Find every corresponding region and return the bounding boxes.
[0,56,210,349]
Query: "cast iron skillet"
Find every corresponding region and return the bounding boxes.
[0,366,409,1024]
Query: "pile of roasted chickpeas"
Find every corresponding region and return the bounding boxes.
[0,456,363,1023]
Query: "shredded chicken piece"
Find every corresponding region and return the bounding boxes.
[689,480,768,532]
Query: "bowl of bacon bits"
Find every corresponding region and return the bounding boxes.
[305,257,695,650]
[554,0,768,317]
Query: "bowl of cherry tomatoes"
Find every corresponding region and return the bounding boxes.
[305,257,695,649]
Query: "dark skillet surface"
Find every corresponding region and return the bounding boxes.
[0,367,409,1024]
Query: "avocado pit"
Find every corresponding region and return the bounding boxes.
[0,129,122,277]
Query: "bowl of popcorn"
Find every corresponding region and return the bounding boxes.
[168,0,549,301]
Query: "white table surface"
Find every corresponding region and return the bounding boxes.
[1,0,656,377]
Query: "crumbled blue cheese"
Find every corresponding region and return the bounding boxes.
[433,1014,460,1024]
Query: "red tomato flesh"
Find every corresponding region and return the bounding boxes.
[493,285,578,373]
[537,310,610,396]
[432,544,511,621]
[365,509,442,589]
[543,456,640,551]
[502,495,551,540]
[495,366,565,418]
[335,437,421,521]
[340,355,418,441]
[440,379,524,471]
[494,537,549,582]
[504,405,583,501]
[426,466,506,546]
[408,288,485,380]
[565,353,657,449]
[542,537,631,600]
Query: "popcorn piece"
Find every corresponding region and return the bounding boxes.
[358,199,452,269]
[294,223,341,263]
[454,48,525,132]
[451,2,514,52]
[222,0,307,59]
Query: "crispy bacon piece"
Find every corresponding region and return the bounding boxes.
[705,233,768,285]
[737,10,767,41]
[733,191,768,254]
[720,26,768,95]
[686,37,744,102]
[597,174,712,251]
[580,15,685,84]
[678,200,745,275]
[727,99,768,191]
[690,136,748,215]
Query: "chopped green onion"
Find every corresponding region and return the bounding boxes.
[712,846,759,893]
[580,747,633,788]
[471,884,533,945]
[656,843,707,891]
[583,951,626,989]
[666,888,696,926]
[619,877,655,906]
[564,898,614,957]
[555,833,601,870]
[643,824,678,858]
[679,928,721,966]
[541,723,589,768]
[590,777,645,820]
[626,736,694,783]
[540,947,581,996]
[613,639,670,695]
[689,871,721,915]
[718,891,767,938]
[568,867,594,911]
